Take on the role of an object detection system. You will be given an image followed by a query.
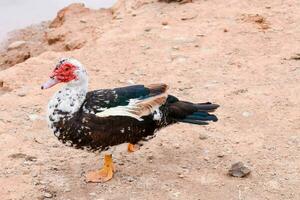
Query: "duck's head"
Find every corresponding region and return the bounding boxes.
[41,58,88,90]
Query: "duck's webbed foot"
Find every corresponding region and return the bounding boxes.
[86,154,115,183]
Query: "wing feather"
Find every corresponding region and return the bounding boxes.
[96,93,167,121]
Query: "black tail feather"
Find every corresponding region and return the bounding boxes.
[195,102,220,112]
[168,100,219,125]
[185,113,218,122]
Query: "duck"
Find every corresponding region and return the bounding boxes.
[41,58,219,182]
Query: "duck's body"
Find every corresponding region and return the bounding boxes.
[48,84,171,151]
[42,58,219,182]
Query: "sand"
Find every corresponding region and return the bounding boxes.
[0,0,299,199]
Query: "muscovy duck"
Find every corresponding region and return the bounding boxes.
[41,58,219,182]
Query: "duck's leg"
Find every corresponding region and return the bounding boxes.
[127,143,140,153]
[86,154,115,183]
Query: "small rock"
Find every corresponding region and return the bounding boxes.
[217,152,225,158]
[204,157,209,161]
[7,41,26,51]
[25,156,37,162]
[242,111,252,117]
[144,27,151,32]
[172,46,180,50]
[162,21,168,26]
[228,162,251,177]
[126,176,135,182]
[181,13,198,21]
[147,155,154,160]
[171,191,181,198]
[17,91,27,97]
[89,192,96,196]
[290,53,300,60]
[141,44,151,50]
[199,133,208,140]
[223,28,228,32]
[178,173,185,178]
[43,192,53,198]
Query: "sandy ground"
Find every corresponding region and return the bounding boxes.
[0,0,300,199]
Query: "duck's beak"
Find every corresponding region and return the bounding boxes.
[41,77,59,90]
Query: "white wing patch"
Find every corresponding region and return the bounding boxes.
[96,93,167,121]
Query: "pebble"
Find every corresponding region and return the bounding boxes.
[204,157,209,161]
[199,133,208,140]
[144,27,151,32]
[17,91,27,97]
[178,173,185,178]
[43,192,53,198]
[228,162,251,177]
[172,56,187,63]
[172,46,180,50]
[217,153,225,158]
[162,21,168,26]
[25,155,37,162]
[126,176,135,182]
[141,44,151,50]
[147,155,154,160]
[242,111,252,117]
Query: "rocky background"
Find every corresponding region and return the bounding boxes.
[0,0,299,199]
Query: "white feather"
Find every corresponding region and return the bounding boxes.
[96,93,167,121]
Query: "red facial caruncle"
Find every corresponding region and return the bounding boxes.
[41,62,77,90]
[51,63,77,83]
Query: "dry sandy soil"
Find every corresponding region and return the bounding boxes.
[0,0,300,199]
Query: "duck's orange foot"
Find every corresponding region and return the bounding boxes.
[127,143,140,153]
[86,154,115,183]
